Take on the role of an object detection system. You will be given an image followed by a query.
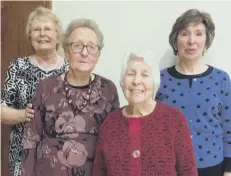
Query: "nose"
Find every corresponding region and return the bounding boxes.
[40,29,46,36]
[132,75,141,85]
[81,46,88,57]
[187,34,195,45]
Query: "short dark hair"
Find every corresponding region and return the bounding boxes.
[169,9,215,55]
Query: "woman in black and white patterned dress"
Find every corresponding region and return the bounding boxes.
[1,7,68,176]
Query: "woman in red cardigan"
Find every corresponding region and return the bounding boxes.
[92,49,197,176]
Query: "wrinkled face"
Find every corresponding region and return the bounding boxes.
[121,59,154,105]
[177,22,206,61]
[66,27,100,75]
[30,18,58,52]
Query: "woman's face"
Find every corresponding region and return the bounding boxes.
[66,27,100,75]
[30,18,58,52]
[176,22,207,61]
[121,59,154,105]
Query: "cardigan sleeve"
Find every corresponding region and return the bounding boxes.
[21,80,45,176]
[174,111,198,176]
[220,72,231,171]
[92,125,107,176]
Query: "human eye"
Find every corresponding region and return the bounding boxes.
[87,43,98,50]
[44,27,51,31]
[33,28,40,31]
[126,71,134,76]
[72,43,83,48]
[142,72,149,77]
[196,32,203,36]
[180,31,188,36]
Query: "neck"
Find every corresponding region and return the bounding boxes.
[176,58,207,75]
[67,68,91,86]
[35,50,57,64]
[125,99,156,118]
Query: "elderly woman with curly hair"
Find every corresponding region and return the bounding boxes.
[21,18,119,176]
[92,49,197,176]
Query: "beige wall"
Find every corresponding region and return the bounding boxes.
[53,1,231,106]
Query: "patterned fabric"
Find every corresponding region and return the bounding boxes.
[92,101,197,176]
[1,57,69,176]
[21,74,120,176]
[156,66,231,170]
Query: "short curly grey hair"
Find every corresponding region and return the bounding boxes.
[26,6,63,50]
[62,18,104,53]
[169,9,215,55]
[120,49,160,96]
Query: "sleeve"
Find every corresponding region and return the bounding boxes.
[92,125,107,176]
[1,59,19,107]
[174,111,198,176]
[220,72,231,172]
[21,80,45,176]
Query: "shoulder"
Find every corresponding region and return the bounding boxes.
[95,74,118,91]
[155,101,186,123]
[40,74,60,84]
[100,108,122,131]
[210,66,230,79]
[159,67,174,81]
[8,57,30,69]
[97,75,116,85]
[37,75,62,90]
[160,67,169,75]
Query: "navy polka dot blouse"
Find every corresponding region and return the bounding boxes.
[156,65,231,170]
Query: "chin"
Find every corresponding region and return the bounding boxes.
[184,54,201,59]
[129,99,145,105]
[37,46,54,51]
[72,67,93,74]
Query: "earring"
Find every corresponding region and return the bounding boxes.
[202,48,207,56]
[174,48,178,55]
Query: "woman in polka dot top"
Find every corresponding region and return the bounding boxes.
[156,9,231,176]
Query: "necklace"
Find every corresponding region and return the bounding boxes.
[33,55,59,71]
[63,72,93,112]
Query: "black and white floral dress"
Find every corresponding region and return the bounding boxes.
[1,57,69,176]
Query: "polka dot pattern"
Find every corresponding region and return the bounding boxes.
[156,66,231,168]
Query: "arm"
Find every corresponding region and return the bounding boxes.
[174,111,198,176]
[1,104,34,124]
[220,73,231,174]
[1,59,34,124]
[92,126,107,176]
[21,81,45,176]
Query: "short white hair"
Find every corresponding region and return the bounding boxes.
[120,48,160,96]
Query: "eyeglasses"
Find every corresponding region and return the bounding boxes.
[68,42,100,56]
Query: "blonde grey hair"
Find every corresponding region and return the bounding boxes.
[62,18,104,53]
[120,49,160,96]
[25,6,63,50]
[169,9,215,55]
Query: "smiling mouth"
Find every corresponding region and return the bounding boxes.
[38,41,49,43]
[130,89,144,93]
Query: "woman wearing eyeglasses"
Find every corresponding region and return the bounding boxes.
[21,18,120,176]
[1,7,69,176]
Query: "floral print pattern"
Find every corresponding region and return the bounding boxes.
[21,74,119,176]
